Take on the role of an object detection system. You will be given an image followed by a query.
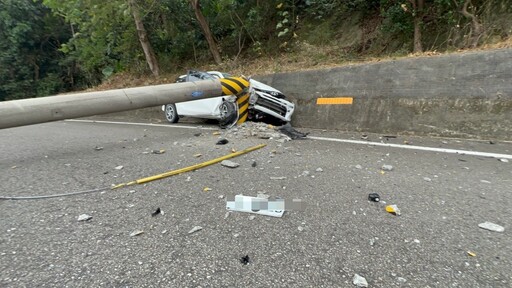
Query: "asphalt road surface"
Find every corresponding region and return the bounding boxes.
[1,119,511,287]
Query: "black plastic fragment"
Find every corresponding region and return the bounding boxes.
[216,139,229,145]
[152,207,161,217]
[278,123,308,140]
[240,255,250,265]
[368,193,380,202]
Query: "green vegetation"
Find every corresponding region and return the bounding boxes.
[1,0,511,101]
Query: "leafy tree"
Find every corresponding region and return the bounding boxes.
[0,0,71,101]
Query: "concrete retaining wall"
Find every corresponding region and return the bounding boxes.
[256,49,512,140]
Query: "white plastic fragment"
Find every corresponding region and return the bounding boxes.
[226,195,284,217]
[478,222,504,232]
[115,165,124,170]
[256,193,270,199]
[353,274,368,287]
[316,167,324,172]
[130,230,144,237]
[381,164,394,171]
[355,165,363,169]
[480,180,491,184]
[499,158,509,163]
[297,226,304,232]
[188,226,203,234]
[270,176,286,180]
[77,214,92,222]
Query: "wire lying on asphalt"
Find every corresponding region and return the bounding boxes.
[0,187,110,200]
[1,143,267,201]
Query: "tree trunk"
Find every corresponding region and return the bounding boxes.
[128,0,160,77]
[410,0,424,53]
[413,17,423,53]
[461,0,483,48]
[189,0,222,65]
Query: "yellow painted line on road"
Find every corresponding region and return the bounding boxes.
[316,97,353,105]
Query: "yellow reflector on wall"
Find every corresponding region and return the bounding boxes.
[316,97,353,105]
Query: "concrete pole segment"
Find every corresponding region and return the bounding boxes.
[0,79,223,129]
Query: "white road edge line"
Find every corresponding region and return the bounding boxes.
[65,119,217,130]
[308,136,512,160]
[66,119,512,160]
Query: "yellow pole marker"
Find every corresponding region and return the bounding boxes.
[220,77,250,96]
[111,143,266,189]
[236,92,250,125]
[219,77,250,125]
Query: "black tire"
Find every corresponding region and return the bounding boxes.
[218,101,237,128]
[164,104,179,123]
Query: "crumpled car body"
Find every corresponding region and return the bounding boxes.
[161,70,295,126]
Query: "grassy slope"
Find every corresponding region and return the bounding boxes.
[93,37,512,92]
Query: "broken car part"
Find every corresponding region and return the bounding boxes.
[368,193,380,202]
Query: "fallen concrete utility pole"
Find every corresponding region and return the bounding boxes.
[0,77,249,130]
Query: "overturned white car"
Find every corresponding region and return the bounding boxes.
[162,71,295,128]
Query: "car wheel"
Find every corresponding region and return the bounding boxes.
[164,104,179,123]
[218,101,237,128]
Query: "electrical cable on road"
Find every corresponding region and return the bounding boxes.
[0,187,109,200]
[0,143,266,201]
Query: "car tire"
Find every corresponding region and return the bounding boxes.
[218,101,237,128]
[164,104,179,123]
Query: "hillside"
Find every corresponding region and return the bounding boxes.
[94,38,512,91]
[2,0,511,100]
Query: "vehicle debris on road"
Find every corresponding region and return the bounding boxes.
[277,123,308,139]
[381,164,394,171]
[151,149,165,154]
[478,221,504,232]
[226,194,285,217]
[240,255,250,265]
[151,207,162,217]
[353,274,368,287]
[77,214,92,221]
[216,139,229,145]
[130,230,144,237]
[368,193,380,202]
[188,226,203,234]
[386,204,401,216]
